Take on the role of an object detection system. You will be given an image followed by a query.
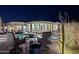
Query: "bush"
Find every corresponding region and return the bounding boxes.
[65,39,78,49]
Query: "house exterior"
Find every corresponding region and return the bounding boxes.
[7,21,62,33]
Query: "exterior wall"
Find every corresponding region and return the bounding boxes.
[6,21,62,43]
[64,22,77,44]
[26,21,61,33]
[63,22,79,50]
[7,22,26,32]
[6,21,62,42]
[7,25,23,32]
[7,21,61,33]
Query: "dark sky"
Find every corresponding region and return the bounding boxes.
[0,5,79,23]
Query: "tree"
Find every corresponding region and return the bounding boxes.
[58,11,71,53]
[58,11,65,54]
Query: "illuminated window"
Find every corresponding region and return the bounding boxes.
[40,23,43,32]
[27,24,31,32]
[16,26,19,30]
[32,24,35,32]
[23,25,27,32]
[47,24,51,31]
[45,24,47,31]
[10,26,14,31]
[53,24,58,31]
[35,23,39,31]
[23,26,26,29]
[19,25,22,30]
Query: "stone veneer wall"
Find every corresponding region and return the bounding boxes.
[64,22,79,48]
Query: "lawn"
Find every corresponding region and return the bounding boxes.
[64,47,79,54]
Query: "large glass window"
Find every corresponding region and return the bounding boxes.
[27,24,31,32]
[35,23,39,32]
[45,24,48,31]
[19,25,22,30]
[53,24,58,31]
[40,23,43,32]
[32,24,35,32]
[16,26,19,30]
[16,25,22,31]
[23,25,27,32]
[9,26,14,32]
[47,24,51,31]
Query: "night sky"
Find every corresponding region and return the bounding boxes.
[0,5,79,23]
